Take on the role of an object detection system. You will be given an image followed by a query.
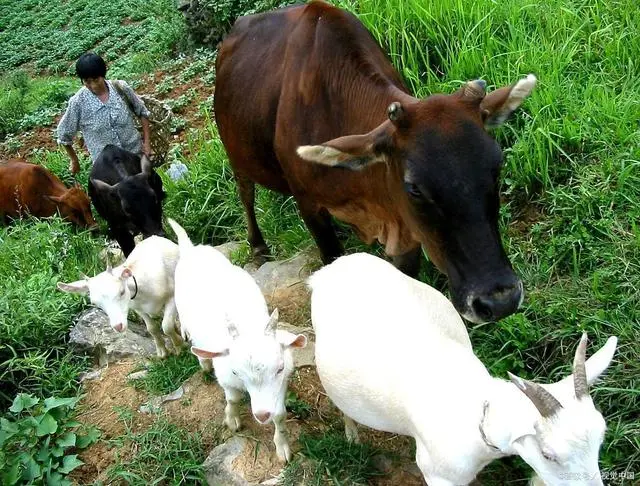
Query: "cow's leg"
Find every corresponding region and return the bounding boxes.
[111,227,135,257]
[298,205,343,264]
[392,246,422,278]
[236,176,270,264]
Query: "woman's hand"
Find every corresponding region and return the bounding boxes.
[143,138,152,157]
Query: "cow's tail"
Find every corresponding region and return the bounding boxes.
[167,218,193,252]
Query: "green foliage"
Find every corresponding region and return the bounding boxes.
[0,213,106,408]
[0,0,186,77]
[286,391,312,420]
[129,353,202,396]
[286,431,385,485]
[104,414,214,484]
[0,393,99,486]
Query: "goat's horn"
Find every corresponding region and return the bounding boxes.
[80,272,90,281]
[106,257,112,274]
[264,308,279,335]
[508,372,563,418]
[573,333,589,399]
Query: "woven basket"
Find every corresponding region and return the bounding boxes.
[135,95,172,167]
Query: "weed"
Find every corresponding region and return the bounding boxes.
[286,391,312,420]
[104,415,217,485]
[129,353,202,396]
[0,393,100,486]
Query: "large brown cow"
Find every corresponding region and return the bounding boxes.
[0,160,97,229]
[214,1,536,323]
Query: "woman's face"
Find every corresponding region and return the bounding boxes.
[83,77,106,96]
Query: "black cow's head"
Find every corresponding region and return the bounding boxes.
[91,155,165,238]
[297,74,536,323]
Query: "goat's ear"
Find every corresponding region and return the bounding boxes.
[584,335,617,385]
[190,346,228,359]
[297,120,393,171]
[480,74,536,128]
[265,308,279,335]
[120,267,132,279]
[57,280,89,294]
[276,330,307,349]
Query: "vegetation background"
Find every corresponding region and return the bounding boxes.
[0,0,638,483]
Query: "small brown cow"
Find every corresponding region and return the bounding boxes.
[214,1,536,323]
[0,160,97,229]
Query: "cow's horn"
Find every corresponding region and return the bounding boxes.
[463,79,487,100]
[573,333,589,399]
[387,102,404,123]
[509,372,563,418]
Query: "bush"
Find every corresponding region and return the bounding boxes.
[0,393,99,486]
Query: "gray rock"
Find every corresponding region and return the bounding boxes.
[204,436,252,486]
[252,249,320,297]
[99,234,144,267]
[214,241,244,260]
[69,308,157,365]
[140,385,185,414]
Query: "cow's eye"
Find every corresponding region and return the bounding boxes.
[404,182,422,198]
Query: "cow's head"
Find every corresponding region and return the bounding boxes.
[91,155,165,238]
[47,184,98,230]
[297,74,536,323]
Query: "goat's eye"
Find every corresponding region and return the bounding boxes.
[232,370,238,376]
[276,365,284,375]
[404,182,422,198]
[541,449,557,463]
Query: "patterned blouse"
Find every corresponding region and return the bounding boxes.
[56,80,150,162]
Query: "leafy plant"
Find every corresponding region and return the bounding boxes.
[286,391,312,420]
[0,393,100,486]
[129,353,202,396]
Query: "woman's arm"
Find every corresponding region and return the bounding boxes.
[56,96,81,174]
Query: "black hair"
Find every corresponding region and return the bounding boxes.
[75,52,107,80]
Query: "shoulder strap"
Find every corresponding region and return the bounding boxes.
[112,80,135,115]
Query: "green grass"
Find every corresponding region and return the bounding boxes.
[104,410,216,485]
[129,353,202,396]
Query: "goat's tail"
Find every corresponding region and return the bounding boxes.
[167,218,193,251]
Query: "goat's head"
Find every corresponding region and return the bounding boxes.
[57,260,135,333]
[507,334,617,485]
[190,308,307,424]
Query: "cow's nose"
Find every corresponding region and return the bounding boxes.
[470,280,523,322]
[254,411,271,424]
[114,323,125,332]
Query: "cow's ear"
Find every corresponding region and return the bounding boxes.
[480,74,537,128]
[140,154,152,175]
[45,195,63,203]
[91,179,115,193]
[297,121,393,171]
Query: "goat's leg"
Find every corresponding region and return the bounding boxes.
[223,387,243,432]
[343,414,360,443]
[137,311,169,358]
[416,442,456,486]
[273,411,292,462]
[161,298,184,354]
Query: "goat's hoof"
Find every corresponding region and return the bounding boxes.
[276,443,292,463]
[224,416,241,432]
[156,348,169,359]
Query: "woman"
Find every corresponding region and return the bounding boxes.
[57,52,151,175]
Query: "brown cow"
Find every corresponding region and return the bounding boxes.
[0,160,97,229]
[214,1,536,323]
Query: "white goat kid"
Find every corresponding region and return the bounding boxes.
[309,253,618,486]
[57,236,183,358]
[167,218,307,462]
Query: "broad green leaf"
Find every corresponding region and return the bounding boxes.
[36,443,51,463]
[1,417,19,435]
[46,471,69,486]
[57,454,83,474]
[64,420,81,428]
[2,461,21,485]
[56,432,76,448]
[22,456,41,481]
[9,394,39,413]
[43,397,78,413]
[76,427,100,448]
[36,413,58,437]
[51,446,65,458]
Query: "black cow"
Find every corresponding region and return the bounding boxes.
[89,145,165,256]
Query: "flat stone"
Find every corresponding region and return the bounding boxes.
[69,308,156,366]
[214,241,244,260]
[204,436,253,486]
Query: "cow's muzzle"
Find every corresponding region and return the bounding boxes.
[463,279,524,323]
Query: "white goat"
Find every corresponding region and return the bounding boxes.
[308,253,618,486]
[167,218,307,462]
[57,236,183,358]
